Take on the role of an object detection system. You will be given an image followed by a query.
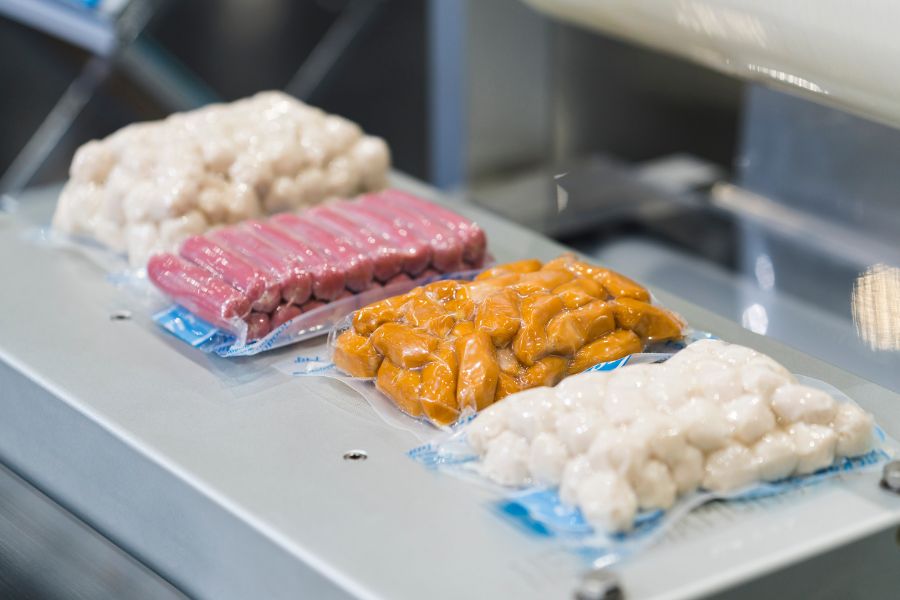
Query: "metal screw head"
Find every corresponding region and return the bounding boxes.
[881,461,900,493]
[574,568,623,600]
[343,450,368,461]
[109,310,132,321]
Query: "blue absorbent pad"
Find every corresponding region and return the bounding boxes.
[153,268,482,357]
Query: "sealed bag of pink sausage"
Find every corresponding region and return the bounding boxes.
[147,189,490,357]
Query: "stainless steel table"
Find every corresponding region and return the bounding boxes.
[1,175,898,599]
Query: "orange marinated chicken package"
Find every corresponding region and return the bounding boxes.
[329,254,686,426]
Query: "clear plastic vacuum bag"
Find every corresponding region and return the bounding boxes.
[326,254,687,426]
[407,339,895,564]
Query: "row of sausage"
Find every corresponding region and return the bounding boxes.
[147,189,486,340]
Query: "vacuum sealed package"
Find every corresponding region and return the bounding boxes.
[52,91,391,267]
[409,339,894,563]
[323,254,686,427]
[147,189,488,356]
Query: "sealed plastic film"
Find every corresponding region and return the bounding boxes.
[330,254,686,426]
[147,189,488,355]
[52,91,392,267]
[409,340,894,563]
[156,267,482,357]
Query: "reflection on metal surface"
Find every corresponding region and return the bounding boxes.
[711,183,900,270]
[852,264,900,351]
[555,172,570,216]
[525,0,900,127]
[746,65,827,95]
[556,183,569,213]
[741,303,768,335]
[753,254,775,291]
[0,463,184,600]
[674,0,769,47]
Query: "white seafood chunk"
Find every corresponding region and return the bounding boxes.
[298,130,329,168]
[466,409,507,454]
[200,138,236,173]
[158,210,208,253]
[197,178,229,223]
[229,152,273,191]
[263,175,302,213]
[601,388,654,425]
[559,455,594,506]
[120,179,159,225]
[528,433,569,486]
[630,413,687,467]
[269,140,307,176]
[603,365,647,391]
[640,369,692,411]
[771,384,837,425]
[689,357,729,372]
[555,371,609,410]
[676,398,733,452]
[832,403,875,457]
[724,394,776,444]
[153,170,203,220]
[98,188,126,229]
[790,423,838,475]
[481,431,530,486]
[587,430,649,478]
[350,136,390,189]
[740,364,790,399]
[505,387,557,440]
[695,362,742,402]
[292,168,327,208]
[324,155,360,198]
[703,443,759,492]
[69,140,115,184]
[126,222,160,268]
[224,183,260,222]
[629,459,677,510]
[576,471,638,532]
[322,115,362,155]
[555,408,607,454]
[719,343,758,366]
[753,431,798,481]
[670,445,704,494]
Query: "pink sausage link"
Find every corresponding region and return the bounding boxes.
[147,253,250,329]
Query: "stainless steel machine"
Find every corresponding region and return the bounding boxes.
[430,0,900,391]
[1,175,898,599]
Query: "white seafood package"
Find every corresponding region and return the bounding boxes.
[410,339,893,561]
[52,91,391,266]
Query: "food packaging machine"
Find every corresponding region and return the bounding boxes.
[1,174,898,599]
